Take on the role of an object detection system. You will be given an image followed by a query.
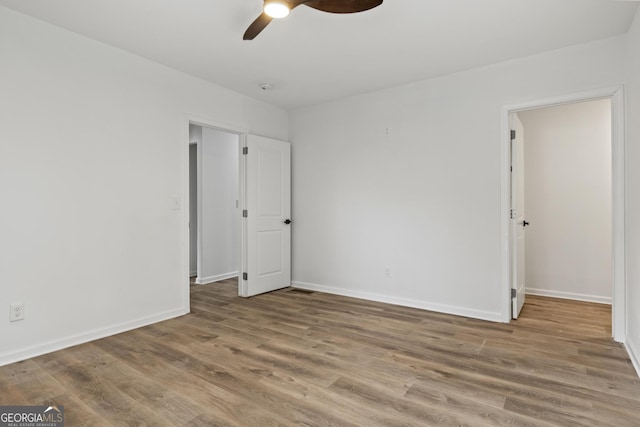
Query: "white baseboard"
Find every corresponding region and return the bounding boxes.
[526,287,611,305]
[0,307,187,367]
[626,337,640,379]
[291,281,502,322]
[195,271,238,285]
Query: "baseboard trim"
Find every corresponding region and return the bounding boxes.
[291,281,502,323]
[195,272,239,285]
[626,338,640,379]
[526,288,611,305]
[0,307,187,367]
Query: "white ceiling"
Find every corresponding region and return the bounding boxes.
[1,0,637,110]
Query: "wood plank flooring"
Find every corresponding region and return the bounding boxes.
[1,279,639,426]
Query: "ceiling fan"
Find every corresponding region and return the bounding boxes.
[244,0,383,40]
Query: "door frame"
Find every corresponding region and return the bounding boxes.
[500,86,626,342]
[182,114,248,307]
[510,113,526,319]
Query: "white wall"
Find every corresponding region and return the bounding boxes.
[196,127,239,284]
[518,100,612,303]
[625,7,640,375]
[289,36,627,321]
[0,6,287,365]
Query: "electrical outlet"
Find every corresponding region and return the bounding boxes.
[385,267,392,278]
[10,303,24,322]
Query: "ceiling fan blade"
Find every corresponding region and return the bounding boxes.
[303,0,383,14]
[243,12,273,40]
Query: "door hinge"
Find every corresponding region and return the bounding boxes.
[510,209,516,219]
[242,147,248,155]
[511,288,516,299]
[242,209,248,218]
[243,272,248,280]
[510,129,516,140]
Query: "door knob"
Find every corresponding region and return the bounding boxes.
[284,219,292,225]
[522,220,530,227]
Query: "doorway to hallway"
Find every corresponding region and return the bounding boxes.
[502,87,625,341]
[515,99,612,309]
[189,124,240,286]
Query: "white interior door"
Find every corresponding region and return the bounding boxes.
[511,114,526,319]
[240,134,291,297]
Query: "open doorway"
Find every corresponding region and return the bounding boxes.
[518,99,612,302]
[189,123,240,289]
[510,98,613,322]
[501,87,625,341]
[183,121,292,305]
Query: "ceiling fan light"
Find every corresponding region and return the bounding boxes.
[264,1,290,18]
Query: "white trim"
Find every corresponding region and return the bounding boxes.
[625,338,640,379]
[292,281,502,322]
[184,113,248,136]
[182,117,192,315]
[499,86,622,114]
[239,134,248,298]
[525,288,611,305]
[500,86,626,343]
[195,272,239,285]
[611,88,626,342]
[500,103,512,322]
[196,130,203,291]
[0,308,186,367]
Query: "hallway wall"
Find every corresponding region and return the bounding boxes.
[518,99,612,303]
